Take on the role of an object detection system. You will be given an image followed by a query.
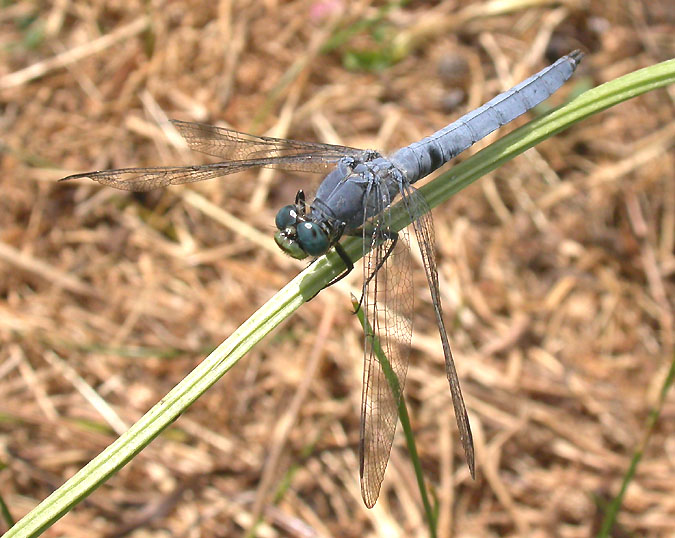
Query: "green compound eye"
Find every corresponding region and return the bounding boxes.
[275,205,299,230]
[297,222,329,256]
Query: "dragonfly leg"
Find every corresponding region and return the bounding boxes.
[354,231,398,313]
[295,189,307,213]
[325,242,355,287]
[304,242,354,301]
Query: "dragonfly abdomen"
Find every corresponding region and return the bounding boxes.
[391,50,583,182]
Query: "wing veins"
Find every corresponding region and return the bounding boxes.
[358,183,413,508]
[402,184,475,478]
[171,119,367,164]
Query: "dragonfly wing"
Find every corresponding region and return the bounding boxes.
[61,121,376,189]
[401,183,475,478]
[60,164,238,191]
[359,196,414,508]
[59,154,360,192]
[171,120,369,173]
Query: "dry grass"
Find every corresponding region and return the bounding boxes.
[1,0,674,536]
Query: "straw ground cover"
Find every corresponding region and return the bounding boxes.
[1,1,673,536]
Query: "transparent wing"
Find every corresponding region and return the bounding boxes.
[171,120,367,168]
[359,190,414,508]
[401,183,475,478]
[60,120,371,191]
[60,155,347,192]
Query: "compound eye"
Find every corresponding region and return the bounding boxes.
[296,222,329,256]
[275,205,299,230]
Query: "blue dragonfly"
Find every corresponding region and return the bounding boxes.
[62,50,583,507]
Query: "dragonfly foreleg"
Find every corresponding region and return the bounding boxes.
[324,242,355,288]
[304,239,354,302]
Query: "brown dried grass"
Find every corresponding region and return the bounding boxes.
[1,1,674,536]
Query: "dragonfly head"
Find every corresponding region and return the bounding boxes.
[274,203,330,259]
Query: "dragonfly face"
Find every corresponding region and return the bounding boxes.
[274,190,334,259]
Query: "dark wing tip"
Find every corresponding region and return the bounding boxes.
[467,452,476,480]
[170,118,213,132]
[59,171,95,182]
[461,426,476,480]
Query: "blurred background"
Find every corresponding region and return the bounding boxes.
[1,1,673,536]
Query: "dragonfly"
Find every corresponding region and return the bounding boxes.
[62,50,583,508]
